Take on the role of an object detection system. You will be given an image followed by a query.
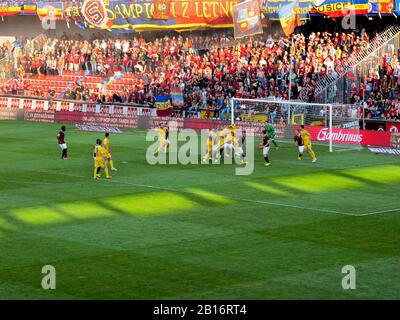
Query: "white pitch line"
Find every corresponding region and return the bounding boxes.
[226,197,354,216]
[26,168,395,218]
[357,208,400,216]
[334,148,362,152]
[0,179,55,186]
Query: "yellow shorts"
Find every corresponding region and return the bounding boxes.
[304,142,311,149]
[104,152,111,160]
[94,159,105,169]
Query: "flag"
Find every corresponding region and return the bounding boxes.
[155,95,173,117]
[312,0,368,17]
[22,3,37,15]
[0,2,22,17]
[278,1,301,36]
[368,0,380,13]
[171,88,184,107]
[351,0,369,15]
[262,0,312,21]
[64,1,87,29]
[311,0,349,17]
[153,0,171,20]
[370,0,395,14]
[36,2,64,20]
[233,0,263,39]
[81,0,113,29]
[155,95,172,110]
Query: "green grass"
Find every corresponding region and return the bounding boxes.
[0,120,399,299]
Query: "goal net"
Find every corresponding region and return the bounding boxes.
[230,98,363,152]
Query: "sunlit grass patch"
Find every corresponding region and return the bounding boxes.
[103,191,200,216]
[55,201,116,219]
[185,188,232,205]
[272,171,363,193]
[11,206,70,225]
[341,164,400,184]
[244,181,289,197]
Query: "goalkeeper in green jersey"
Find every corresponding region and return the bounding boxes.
[264,121,279,150]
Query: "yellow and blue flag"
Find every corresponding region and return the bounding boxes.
[0,2,22,17]
[278,0,301,36]
[155,95,172,111]
[36,2,64,20]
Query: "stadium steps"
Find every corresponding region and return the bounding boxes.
[305,25,400,102]
[23,73,141,96]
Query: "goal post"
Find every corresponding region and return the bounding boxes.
[230,98,363,152]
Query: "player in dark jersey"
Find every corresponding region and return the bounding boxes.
[294,128,305,160]
[232,128,247,164]
[258,129,271,167]
[241,130,246,146]
[236,129,247,162]
[57,126,68,160]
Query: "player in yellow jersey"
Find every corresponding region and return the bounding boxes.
[216,127,230,162]
[227,124,247,164]
[93,139,112,180]
[153,123,169,156]
[203,128,219,163]
[103,132,117,171]
[300,125,317,163]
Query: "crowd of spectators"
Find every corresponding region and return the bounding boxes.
[347,49,400,121]
[0,43,9,61]
[1,28,399,122]
[0,41,14,79]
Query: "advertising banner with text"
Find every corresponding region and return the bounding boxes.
[297,126,391,147]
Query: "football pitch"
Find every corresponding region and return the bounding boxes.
[0,120,399,299]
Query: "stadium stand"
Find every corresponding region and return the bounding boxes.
[0,26,399,122]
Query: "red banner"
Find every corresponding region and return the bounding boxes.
[385,122,400,134]
[298,126,391,147]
